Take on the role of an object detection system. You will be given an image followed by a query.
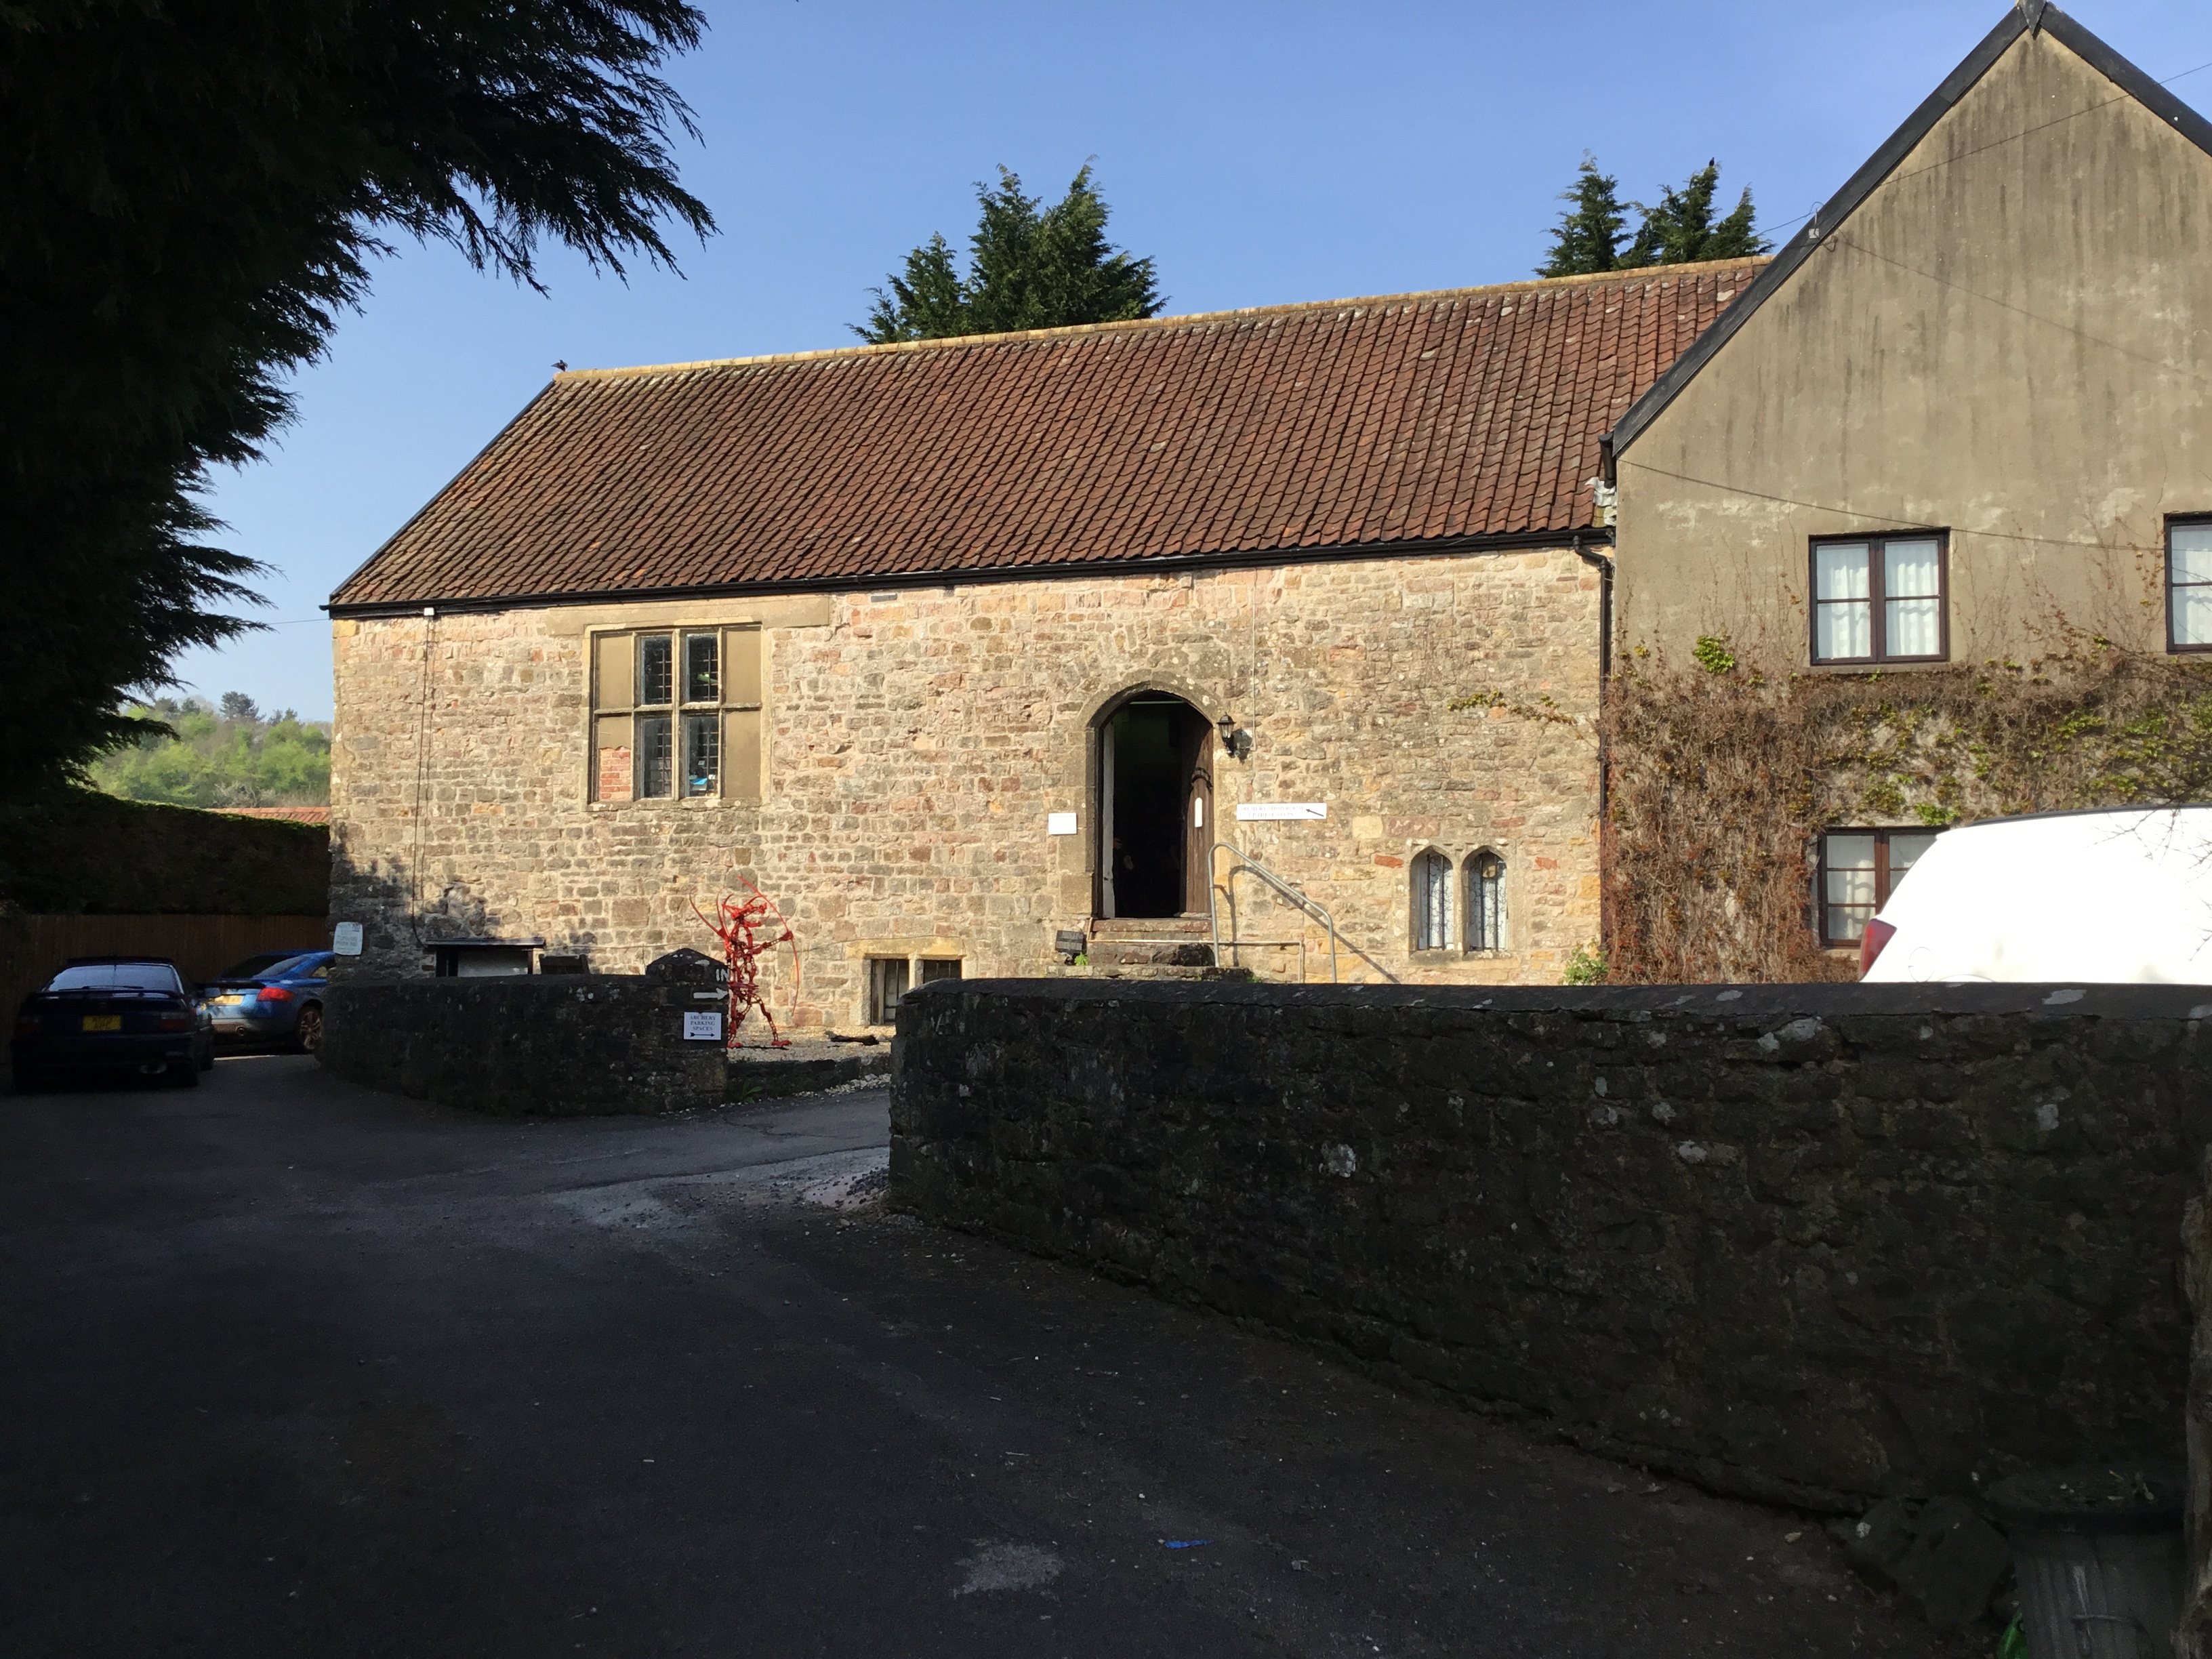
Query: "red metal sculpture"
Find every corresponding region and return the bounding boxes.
[693,883,798,1048]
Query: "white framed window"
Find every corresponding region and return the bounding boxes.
[1466,849,1507,951]
[1411,849,1453,951]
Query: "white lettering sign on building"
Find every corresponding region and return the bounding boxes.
[1235,802,1327,821]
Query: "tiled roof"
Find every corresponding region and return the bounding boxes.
[331,259,1766,611]
[216,806,331,825]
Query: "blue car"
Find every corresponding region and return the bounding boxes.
[199,951,335,1053]
[11,956,215,1090]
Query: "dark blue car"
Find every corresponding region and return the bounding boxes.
[199,950,334,1052]
[11,957,215,1090]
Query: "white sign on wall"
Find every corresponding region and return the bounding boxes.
[1236,802,1328,822]
[682,1010,724,1042]
[1047,811,1078,836]
[331,922,364,956]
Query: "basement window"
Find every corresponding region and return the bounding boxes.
[590,624,764,803]
[864,955,962,1025]
[865,957,911,1025]
[1810,534,1948,665]
[1818,830,1938,945]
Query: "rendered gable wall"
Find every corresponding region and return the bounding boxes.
[1613,25,2212,665]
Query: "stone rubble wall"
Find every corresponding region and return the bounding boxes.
[328,550,1603,1031]
[890,977,2212,1510]
[320,976,727,1115]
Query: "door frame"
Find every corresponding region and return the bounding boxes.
[1084,679,1226,922]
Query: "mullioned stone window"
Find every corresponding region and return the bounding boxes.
[589,625,764,803]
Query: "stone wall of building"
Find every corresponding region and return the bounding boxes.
[890,977,2212,1511]
[329,550,1603,1029]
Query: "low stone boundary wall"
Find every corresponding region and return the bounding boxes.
[890,979,2212,1510]
[323,977,726,1115]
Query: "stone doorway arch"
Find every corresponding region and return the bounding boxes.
[1092,688,1215,920]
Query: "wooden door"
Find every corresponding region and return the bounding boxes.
[1181,716,1214,916]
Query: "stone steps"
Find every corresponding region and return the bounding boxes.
[1084,915,1216,968]
[1041,963,1254,983]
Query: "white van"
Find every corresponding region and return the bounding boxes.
[1859,805,2212,983]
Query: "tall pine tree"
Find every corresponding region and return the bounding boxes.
[858,166,1162,343]
[1537,156,1768,276]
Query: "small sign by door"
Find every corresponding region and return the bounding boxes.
[331,921,364,957]
[1047,811,1078,836]
[1237,802,1327,821]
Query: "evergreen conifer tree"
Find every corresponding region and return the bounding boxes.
[1619,161,1769,267]
[3,0,716,790]
[857,166,1162,343]
[1537,155,1770,276]
[1536,157,1629,278]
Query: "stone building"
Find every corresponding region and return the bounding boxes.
[1607,1,2212,958]
[327,262,1757,1025]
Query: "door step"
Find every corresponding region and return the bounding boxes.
[1042,964,1253,983]
[1084,916,1214,968]
[1089,916,1210,939]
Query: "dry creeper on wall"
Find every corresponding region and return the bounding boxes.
[1508,636,2212,985]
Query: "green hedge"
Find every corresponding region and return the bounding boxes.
[0,787,328,916]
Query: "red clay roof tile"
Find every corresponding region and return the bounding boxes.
[331,260,1764,610]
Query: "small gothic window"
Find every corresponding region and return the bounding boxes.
[1412,850,1452,951]
[1467,849,1507,952]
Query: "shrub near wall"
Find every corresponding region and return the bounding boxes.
[0,785,328,915]
[893,977,2212,1511]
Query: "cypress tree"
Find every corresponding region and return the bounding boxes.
[857,165,1162,344]
[1620,161,1769,267]
[1539,156,1770,276]
[3,0,716,789]
[1536,157,1630,278]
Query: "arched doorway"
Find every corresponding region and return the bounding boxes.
[1097,692,1214,920]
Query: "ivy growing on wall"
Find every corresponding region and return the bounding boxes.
[1521,636,2212,983]
[1602,638,2212,981]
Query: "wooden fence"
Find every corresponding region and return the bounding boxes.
[0,914,331,1017]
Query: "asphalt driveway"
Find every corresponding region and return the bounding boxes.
[0,1056,1964,1656]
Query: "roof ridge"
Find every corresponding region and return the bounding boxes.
[558,257,1774,385]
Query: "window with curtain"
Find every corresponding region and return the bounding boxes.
[2169,519,2212,651]
[1412,849,1453,951]
[1466,850,1507,951]
[1811,534,1948,664]
[1818,829,1940,945]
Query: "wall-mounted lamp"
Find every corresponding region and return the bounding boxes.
[1215,712,1254,761]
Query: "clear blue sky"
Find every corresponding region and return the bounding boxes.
[178,0,2212,719]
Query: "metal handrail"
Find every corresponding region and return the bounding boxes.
[1207,843,1400,985]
